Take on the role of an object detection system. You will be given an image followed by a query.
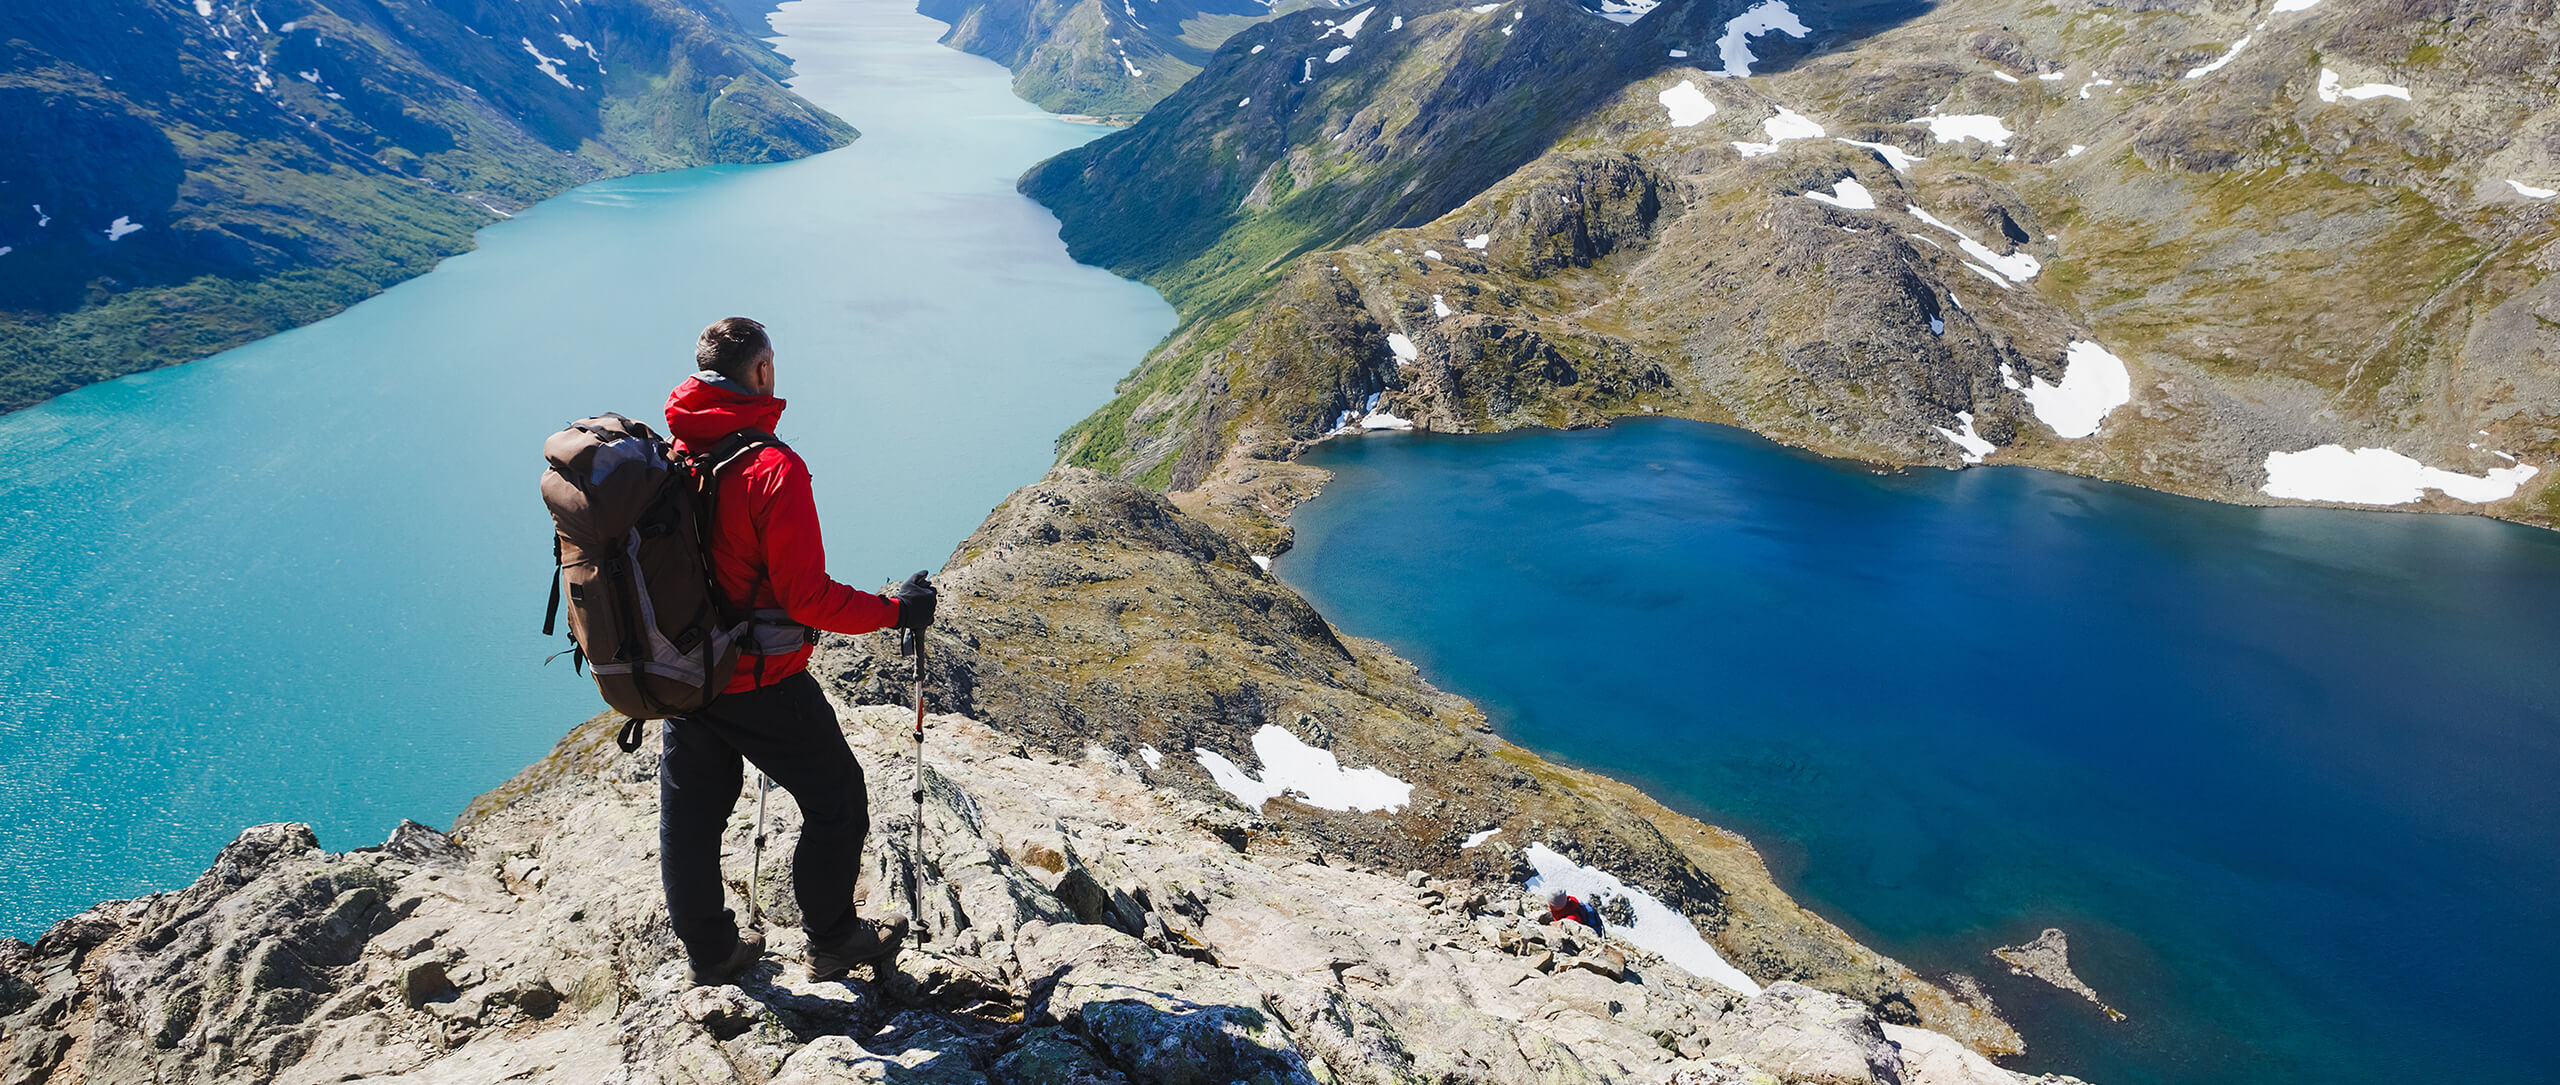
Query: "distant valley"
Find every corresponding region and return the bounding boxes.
[0,0,852,412]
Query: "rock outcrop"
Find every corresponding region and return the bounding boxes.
[1991,929,2122,1023]
[0,470,2085,1085]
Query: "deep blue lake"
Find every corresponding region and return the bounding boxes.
[1282,419,2559,1085]
[0,0,1172,937]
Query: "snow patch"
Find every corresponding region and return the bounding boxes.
[1320,7,1376,39]
[1360,411,1414,430]
[1238,96,1251,106]
[0,247,11,257]
[2271,0,2322,11]
[1907,206,2040,282]
[2017,341,2131,439]
[1389,15,1402,30]
[2065,143,2088,157]
[1139,745,1164,769]
[1324,45,1352,63]
[558,32,603,69]
[1992,70,2019,83]
[1836,138,1922,171]
[2037,70,2066,81]
[1712,0,1808,78]
[1388,332,1419,361]
[2262,446,2539,505]
[194,0,213,16]
[1658,79,1716,127]
[1933,411,1995,463]
[2507,179,2558,199]
[1522,844,1761,995]
[521,38,583,89]
[1463,232,1491,249]
[1910,113,2012,146]
[1195,725,1413,812]
[1592,0,1657,24]
[1251,43,1265,53]
[2183,34,2252,79]
[1733,105,1823,156]
[2078,77,2113,99]
[1668,49,1688,58]
[1432,294,1454,318]
[1462,828,1501,849]
[1470,2,1503,11]
[1250,555,1272,572]
[1423,248,1443,260]
[103,216,143,241]
[1803,177,1875,209]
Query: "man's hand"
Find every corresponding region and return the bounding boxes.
[892,571,937,631]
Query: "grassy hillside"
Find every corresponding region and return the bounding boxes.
[1024,0,2560,527]
[0,0,855,413]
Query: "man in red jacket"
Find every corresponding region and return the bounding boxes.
[659,316,936,985]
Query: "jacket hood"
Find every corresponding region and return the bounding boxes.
[665,372,786,451]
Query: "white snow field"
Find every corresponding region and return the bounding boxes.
[1658,79,1716,127]
[2012,341,2131,439]
[1195,725,1414,813]
[1910,113,2013,146]
[1802,177,1876,209]
[1933,411,1995,463]
[2261,446,2539,504]
[1713,0,1807,78]
[1522,845,1763,995]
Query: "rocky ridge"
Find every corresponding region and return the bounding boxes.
[1026,0,2560,528]
[0,469,2087,1084]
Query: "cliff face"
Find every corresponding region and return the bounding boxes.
[1028,0,2560,526]
[0,469,2084,1085]
[0,0,855,413]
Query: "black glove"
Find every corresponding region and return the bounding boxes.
[892,570,937,631]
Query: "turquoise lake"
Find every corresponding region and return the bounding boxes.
[0,0,1172,936]
[1282,419,2560,1085]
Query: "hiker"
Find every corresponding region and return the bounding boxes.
[1545,889,1605,933]
[658,316,938,985]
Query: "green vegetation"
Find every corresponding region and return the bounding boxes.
[0,0,853,413]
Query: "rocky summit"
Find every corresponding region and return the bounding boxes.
[1,469,2085,1085]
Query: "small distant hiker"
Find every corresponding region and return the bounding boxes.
[1546,889,1605,933]
[659,316,938,985]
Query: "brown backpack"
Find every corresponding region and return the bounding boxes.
[539,414,778,749]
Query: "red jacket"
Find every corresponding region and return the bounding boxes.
[665,374,901,692]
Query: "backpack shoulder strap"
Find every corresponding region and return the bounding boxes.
[705,429,786,479]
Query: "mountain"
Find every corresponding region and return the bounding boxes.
[0,468,2089,1085]
[0,0,854,414]
[918,0,1339,121]
[1023,0,2560,526]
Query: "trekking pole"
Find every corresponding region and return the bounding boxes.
[747,773,771,930]
[903,627,930,939]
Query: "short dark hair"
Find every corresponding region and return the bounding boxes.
[696,317,771,379]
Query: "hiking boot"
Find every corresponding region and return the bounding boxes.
[810,915,910,980]
[688,928,765,987]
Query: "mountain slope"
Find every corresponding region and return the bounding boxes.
[0,0,854,413]
[1027,0,2560,526]
[0,469,2082,1084]
[919,0,1337,121]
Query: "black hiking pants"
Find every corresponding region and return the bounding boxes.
[660,670,869,969]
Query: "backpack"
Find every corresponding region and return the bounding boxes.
[538,414,780,750]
